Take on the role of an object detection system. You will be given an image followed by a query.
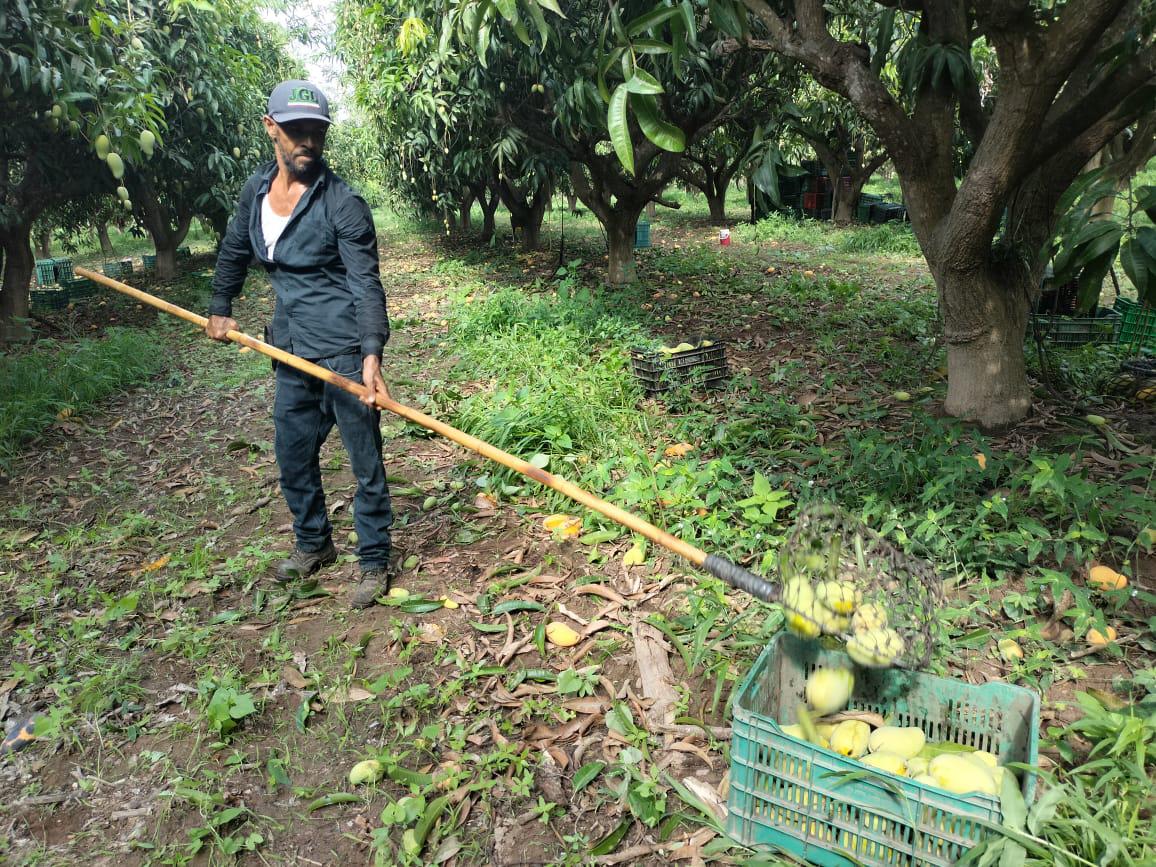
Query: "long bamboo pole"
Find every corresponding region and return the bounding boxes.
[75,267,779,602]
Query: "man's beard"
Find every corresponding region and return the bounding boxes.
[278,140,324,182]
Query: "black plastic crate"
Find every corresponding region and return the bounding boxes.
[870,202,907,223]
[630,342,729,395]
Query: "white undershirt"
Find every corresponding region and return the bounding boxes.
[261,196,292,258]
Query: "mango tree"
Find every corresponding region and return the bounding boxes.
[0,0,167,340]
[123,2,288,279]
[711,0,1156,426]
[679,74,802,224]
[470,0,767,283]
[787,86,889,224]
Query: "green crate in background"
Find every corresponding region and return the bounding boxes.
[635,220,651,249]
[1031,306,1119,348]
[1114,297,1156,351]
[727,634,1040,866]
[35,259,58,287]
[30,288,70,310]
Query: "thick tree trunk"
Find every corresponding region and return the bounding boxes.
[480,198,498,243]
[459,194,474,232]
[832,182,857,224]
[606,208,643,286]
[128,175,192,280]
[519,210,543,252]
[498,178,552,252]
[940,269,1032,428]
[35,226,51,259]
[96,221,115,256]
[155,244,178,279]
[706,188,727,224]
[646,201,657,219]
[0,223,35,342]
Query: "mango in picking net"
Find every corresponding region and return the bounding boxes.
[851,601,888,633]
[815,579,861,615]
[783,577,850,636]
[846,627,906,668]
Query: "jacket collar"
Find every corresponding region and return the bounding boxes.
[256,160,331,198]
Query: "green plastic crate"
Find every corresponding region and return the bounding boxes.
[30,287,70,310]
[1031,306,1119,348]
[728,634,1039,866]
[34,258,58,287]
[1114,297,1156,351]
[52,258,74,282]
[635,220,651,249]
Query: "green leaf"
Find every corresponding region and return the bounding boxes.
[306,793,362,812]
[623,68,663,94]
[491,599,546,615]
[999,769,1027,832]
[607,84,634,175]
[536,0,565,17]
[626,6,682,37]
[1026,785,1066,835]
[494,0,516,22]
[579,529,619,545]
[872,9,895,74]
[630,93,686,153]
[589,819,631,856]
[708,0,744,37]
[572,761,606,794]
[1119,240,1151,302]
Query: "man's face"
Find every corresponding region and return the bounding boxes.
[264,117,328,180]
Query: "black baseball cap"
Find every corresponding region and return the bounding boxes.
[267,80,331,125]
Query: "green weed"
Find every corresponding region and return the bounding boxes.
[0,328,165,470]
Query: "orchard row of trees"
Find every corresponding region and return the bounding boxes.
[0,0,295,340]
[337,0,1155,428]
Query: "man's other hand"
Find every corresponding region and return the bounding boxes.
[206,315,238,341]
[361,355,387,407]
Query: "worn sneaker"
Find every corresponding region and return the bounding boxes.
[350,568,388,609]
[274,540,337,584]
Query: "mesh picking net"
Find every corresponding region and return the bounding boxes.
[775,504,942,670]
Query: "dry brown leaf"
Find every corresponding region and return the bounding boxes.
[562,697,607,715]
[681,778,727,822]
[325,686,375,703]
[664,443,695,458]
[576,585,628,606]
[282,665,308,689]
[666,740,716,767]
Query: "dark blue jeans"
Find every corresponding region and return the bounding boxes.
[273,354,393,570]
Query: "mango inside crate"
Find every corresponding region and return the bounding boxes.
[629,340,728,395]
[727,634,1039,866]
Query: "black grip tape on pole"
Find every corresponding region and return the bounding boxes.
[704,554,779,602]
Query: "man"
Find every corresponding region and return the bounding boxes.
[207,80,394,609]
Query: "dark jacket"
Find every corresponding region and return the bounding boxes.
[210,161,388,360]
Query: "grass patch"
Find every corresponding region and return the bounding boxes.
[0,327,166,471]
